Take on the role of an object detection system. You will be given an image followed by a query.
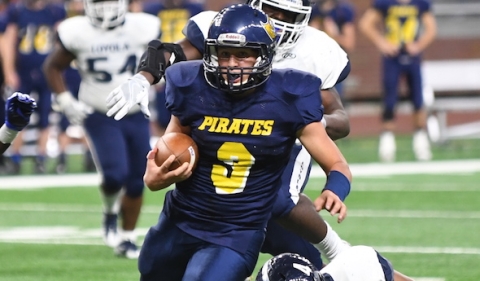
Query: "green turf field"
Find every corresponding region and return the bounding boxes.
[1,164,480,281]
[1,136,480,280]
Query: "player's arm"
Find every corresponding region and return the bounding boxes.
[359,7,399,57]
[106,38,200,120]
[321,88,350,140]
[0,92,37,154]
[297,121,351,222]
[0,23,19,90]
[139,38,202,85]
[43,38,92,125]
[405,11,437,56]
[143,115,193,191]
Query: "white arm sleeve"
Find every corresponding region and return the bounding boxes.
[320,246,393,281]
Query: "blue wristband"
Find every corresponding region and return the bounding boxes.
[323,170,350,201]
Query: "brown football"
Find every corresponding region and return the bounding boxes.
[154,132,199,171]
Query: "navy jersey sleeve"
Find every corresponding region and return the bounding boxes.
[164,61,204,126]
[183,19,205,53]
[279,70,324,131]
[373,0,388,15]
[418,0,432,14]
[6,4,18,25]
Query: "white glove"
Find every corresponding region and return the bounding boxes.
[56,91,93,125]
[106,73,151,121]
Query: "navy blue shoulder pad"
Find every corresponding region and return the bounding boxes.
[165,60,204,88]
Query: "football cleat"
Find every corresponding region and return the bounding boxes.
[114,239,140,259]
[413,129,432,161]
[378,131,396,162]
[103,213,120,248]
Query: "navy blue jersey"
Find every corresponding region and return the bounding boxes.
[311,2,355,31]
[6,3,65,70]
[163,60,323,253]
[373,0,431,46]
[142,2,203,43]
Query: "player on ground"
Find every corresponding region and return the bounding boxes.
[42,0,160,258]
[1,92,36,155]
[139,5,351,280]
[256,245,414,281]
[107,0,352,269]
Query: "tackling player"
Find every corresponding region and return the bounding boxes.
[256,245,414,281]
[42,0,159,258]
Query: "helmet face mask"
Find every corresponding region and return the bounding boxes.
[84,0,128,29]
[203,5,278,95]
[248,0,312,56]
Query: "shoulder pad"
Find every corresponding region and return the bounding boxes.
[165,60,204,88]
[275,69,322,96]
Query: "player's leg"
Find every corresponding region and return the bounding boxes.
[184,229,265,281]
[407,56,431,161]
[139,211,196,281]
[379,57,401,162]
[56,114,70,174]
[84,112,129,249]
[115,112,151,257]
[34,82,55,174]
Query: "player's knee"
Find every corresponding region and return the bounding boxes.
[101,174,125,194]
[124,183,145,198]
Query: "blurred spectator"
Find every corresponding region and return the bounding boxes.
[310,0,355,101]
[0,0,66,173]
[359,0,437,162]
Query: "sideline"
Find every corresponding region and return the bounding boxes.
[1,159,480,189]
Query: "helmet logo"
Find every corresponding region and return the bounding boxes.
[262,18,277,41]
[218,33,246,46]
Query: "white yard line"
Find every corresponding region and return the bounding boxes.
[1,203,479,220]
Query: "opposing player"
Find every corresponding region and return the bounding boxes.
[139,5,351,280]
[107,0,352,269]
[1,92,37,155]
[42,0,160,258]
[256,245,415,281]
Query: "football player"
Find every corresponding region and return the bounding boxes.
[256,245,415,281]
[0,0,66,173]
[107,0,352,270]
[42,0,160,258]
[140,5,351,280]
[359,0,437,162]
[0,92,37,155]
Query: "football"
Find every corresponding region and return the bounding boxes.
[154,132,199,171]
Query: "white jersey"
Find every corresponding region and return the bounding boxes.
[58,13,160,113]
[185,11,349,89]
[320,246,393,281]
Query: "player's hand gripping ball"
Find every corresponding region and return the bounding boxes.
[155,132,199,171]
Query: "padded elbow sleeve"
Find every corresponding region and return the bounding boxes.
[137,40,187,84]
